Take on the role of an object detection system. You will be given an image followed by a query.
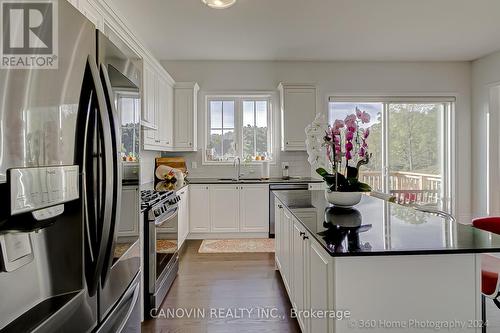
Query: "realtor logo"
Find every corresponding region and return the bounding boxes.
[1,0,58,68]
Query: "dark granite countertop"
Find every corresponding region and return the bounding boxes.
[186,177,322,184]
[273,190,500,257]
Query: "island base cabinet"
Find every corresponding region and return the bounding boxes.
[306,241,334,333]
[274,201,283,270]
[332,254,480,333]
[292,220,308,332]
[273,200,481,333]
[281,207,293,295]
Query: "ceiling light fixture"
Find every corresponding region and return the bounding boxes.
[202,0,236,9]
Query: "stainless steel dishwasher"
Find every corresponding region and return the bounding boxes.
[269,183,309,237]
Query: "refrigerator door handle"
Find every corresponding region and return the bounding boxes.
[116,279,140,332]
[99,64,122,285]
[76,55,115,296]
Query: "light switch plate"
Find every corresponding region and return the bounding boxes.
[191,161,198,169]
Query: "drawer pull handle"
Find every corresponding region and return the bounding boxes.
[299,231,305,236]
[302,235,309,240]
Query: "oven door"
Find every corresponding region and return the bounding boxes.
[148,207,179,294]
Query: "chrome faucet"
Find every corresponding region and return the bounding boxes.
[233,157,241,181]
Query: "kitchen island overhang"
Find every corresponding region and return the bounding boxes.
[272,190,494,333]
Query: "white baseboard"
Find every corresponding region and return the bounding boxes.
[187,232,269,239]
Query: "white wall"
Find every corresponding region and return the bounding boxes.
[162,60,472,221]
[472,50,500,217]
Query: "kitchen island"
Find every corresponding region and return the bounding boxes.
[272,190,500,333]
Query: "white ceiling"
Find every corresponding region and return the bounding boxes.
[110,0,500,61]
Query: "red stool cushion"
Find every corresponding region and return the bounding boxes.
[481,254,500,297]
[472,218,500,298]
[473,217,500,234]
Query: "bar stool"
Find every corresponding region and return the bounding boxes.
[472,217,500,332]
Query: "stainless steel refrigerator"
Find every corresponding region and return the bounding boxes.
[0,0,141,331]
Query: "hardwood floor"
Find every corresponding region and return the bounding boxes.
[141,240,300,333]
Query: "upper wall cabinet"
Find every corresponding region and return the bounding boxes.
[142,61,158,131]
[157,74,174,148]
[142,61,175,150]
[278,83,317,151]
[72,0,178,152]
[172,82,199,151]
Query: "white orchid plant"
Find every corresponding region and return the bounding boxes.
[305,109,372,192]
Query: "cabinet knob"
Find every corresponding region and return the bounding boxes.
[278,204,283,209]
[302,235,309,240]
[189,142,192,146]
[299,231,305,236]
[206,186,209,190]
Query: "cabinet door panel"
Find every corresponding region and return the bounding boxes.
[189,185,210,233]
[281,208,293,292]
[210,185,239,232]
[292,220,305,325]
[308,242,331,333]
[117,186,139,236]
[174,88,192,148]
[239,185,269,232]
[143,62,158,146]
[274,201,282,269]
[177,188,189,248]
[282,88,316,150]
[158,76,173,147]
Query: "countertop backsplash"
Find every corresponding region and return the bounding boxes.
[161,151,312,179]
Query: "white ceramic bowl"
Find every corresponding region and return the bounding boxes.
[324,190,362,208]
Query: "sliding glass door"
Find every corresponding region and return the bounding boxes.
[329,97,454,211]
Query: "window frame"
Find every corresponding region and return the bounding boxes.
[327,95,456,214]
[204,93,274,165]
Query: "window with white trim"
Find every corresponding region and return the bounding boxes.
[206,95,273,163]
[328,96,454,211]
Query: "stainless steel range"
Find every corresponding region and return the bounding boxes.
[141,189,180,316]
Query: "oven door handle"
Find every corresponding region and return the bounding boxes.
[153,207,178,227]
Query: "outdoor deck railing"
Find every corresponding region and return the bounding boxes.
[359,171,441,205]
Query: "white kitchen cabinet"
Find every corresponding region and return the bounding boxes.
[292,219,307,332]
[274,201,283,270]
[157,75,173,148]
[306,241,334,333]
[189,184,269,235]
[142,61,158,137]
[142,62,175,151]
[239,184,269,232]
[210,185,240,232]
[189,185,210,233]
[173,82,199,151]
[281,207,293,294]
[278,83,316,151]
[117,186,139,237]
[275,201,333,333]
[177,186,189,249]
